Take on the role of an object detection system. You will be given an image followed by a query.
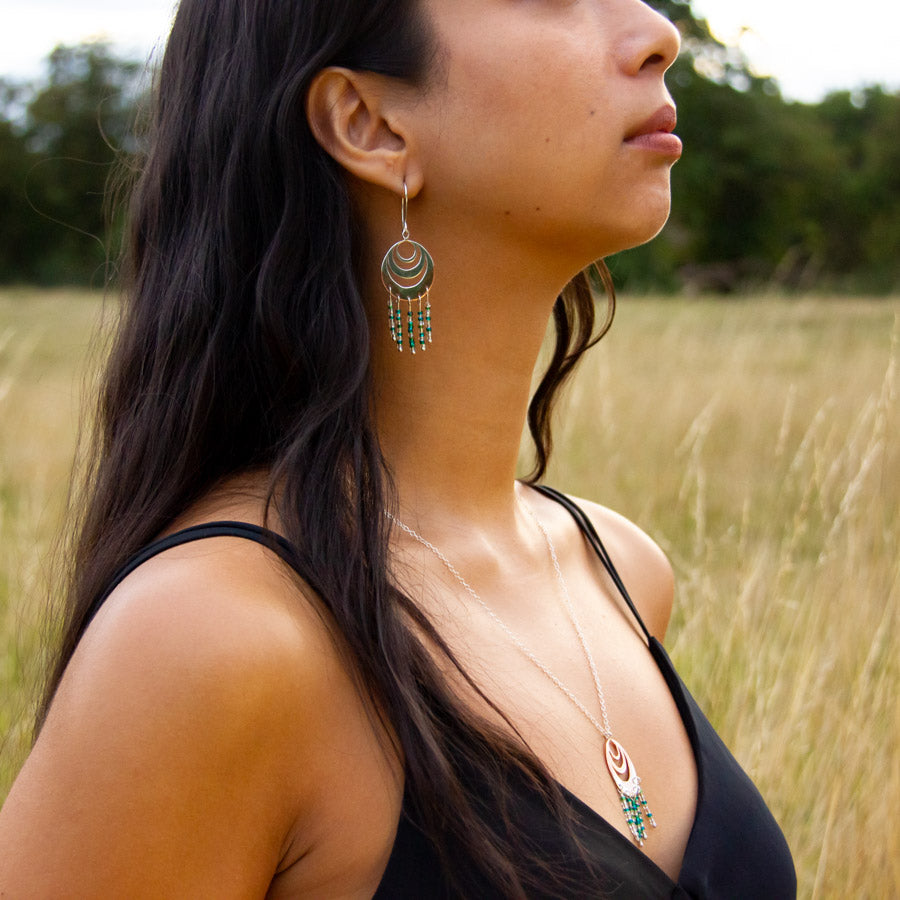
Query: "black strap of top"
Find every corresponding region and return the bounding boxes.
[96,521,295,611]
[531,484,653,643]
[99,492,652,643]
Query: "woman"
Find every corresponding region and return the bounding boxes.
[0,0,795,897]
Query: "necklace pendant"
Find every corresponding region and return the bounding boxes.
[605,738,657,845]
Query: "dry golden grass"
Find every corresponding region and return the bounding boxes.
[1,289,897,898]
[546,296,899,899]
[0,289,109,790]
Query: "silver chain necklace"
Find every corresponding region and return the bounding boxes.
[384,496,657,845]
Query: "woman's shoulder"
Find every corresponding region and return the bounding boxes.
[85,513,335,706]
[87,485,336,743]
[534,487,675,640]
[104,475,328,689]
[0,487,401,896]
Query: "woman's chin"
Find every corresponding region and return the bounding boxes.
[607,199,672,256]
[592,221,669,262]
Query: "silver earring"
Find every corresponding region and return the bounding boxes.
[381,182,434,354]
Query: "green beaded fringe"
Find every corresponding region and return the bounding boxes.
[605,737,657,846]
[388,292,431,354]
[618,788,656,845]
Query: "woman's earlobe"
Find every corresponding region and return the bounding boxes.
[306,67,413,192]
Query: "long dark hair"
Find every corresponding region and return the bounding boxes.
[40,0,614,895]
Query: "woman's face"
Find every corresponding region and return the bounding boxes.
[409,0,682,266]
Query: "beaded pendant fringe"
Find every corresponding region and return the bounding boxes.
[606,738,657,845]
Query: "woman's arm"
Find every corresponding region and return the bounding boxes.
[0,538,336,898]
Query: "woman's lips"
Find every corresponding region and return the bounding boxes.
[625,131,683,156]
[624,105,682,158]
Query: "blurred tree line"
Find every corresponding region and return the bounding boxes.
[0,1,898,292]
[0,44,142,284]
[621,0,900,293]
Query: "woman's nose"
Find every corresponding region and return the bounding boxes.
[620,1,682,77]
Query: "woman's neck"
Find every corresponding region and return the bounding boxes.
[370,225,575,532]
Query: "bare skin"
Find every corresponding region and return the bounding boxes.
[0,0,695,896]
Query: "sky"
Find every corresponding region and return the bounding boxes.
[2,0,899,104]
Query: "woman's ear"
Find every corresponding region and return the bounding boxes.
[306,67,424,196]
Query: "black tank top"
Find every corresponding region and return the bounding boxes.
[100,487,796,899]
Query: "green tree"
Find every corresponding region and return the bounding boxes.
[0,80,43,281]
[817,88,900,289]
[0,42,143,284]
[615,0,899,293]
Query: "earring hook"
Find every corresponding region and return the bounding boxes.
[401,181,410,241]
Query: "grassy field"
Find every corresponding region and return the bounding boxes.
[1,288,898,898]
[0,289,111,787]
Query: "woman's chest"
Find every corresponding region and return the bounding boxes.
[426,583,698,880]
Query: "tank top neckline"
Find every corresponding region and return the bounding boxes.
[547,636,705,890]
[96,489,796,898]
